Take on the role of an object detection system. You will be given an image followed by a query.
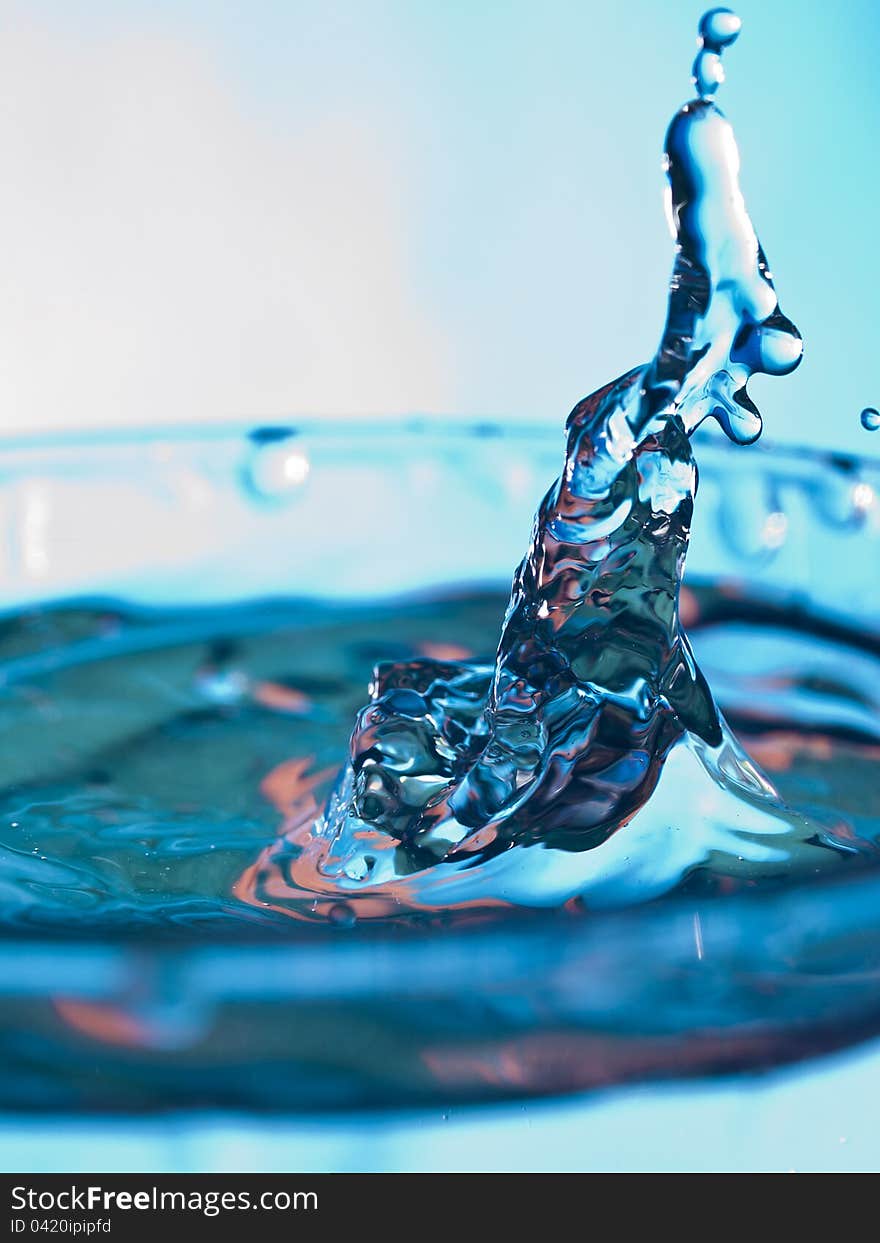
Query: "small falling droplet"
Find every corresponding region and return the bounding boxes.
[860,407,880,432]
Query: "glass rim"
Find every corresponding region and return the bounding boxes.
[0,414,878,471]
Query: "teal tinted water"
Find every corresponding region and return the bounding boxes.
[0,587,878,932]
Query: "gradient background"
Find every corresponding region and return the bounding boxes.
[0,0,877,454]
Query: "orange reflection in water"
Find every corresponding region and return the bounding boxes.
[53,999,150,1049]
[255,755,337,818]
[745,730,880,773]
[233,752,512,924]
[417,641,473,662]
[250,680,311,715]
[420,1022,862,1095]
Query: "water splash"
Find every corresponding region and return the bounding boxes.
[238,12,863,922]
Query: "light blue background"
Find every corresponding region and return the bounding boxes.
[0,1,876,453]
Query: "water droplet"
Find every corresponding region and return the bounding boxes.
[699,8,742,51]
[693,49,725,99]
[243,436,311,503]
[860,407,880,432]
[328,902,356,928]
[692,8,742,99]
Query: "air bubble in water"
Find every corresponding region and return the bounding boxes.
[860,407,880,432]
